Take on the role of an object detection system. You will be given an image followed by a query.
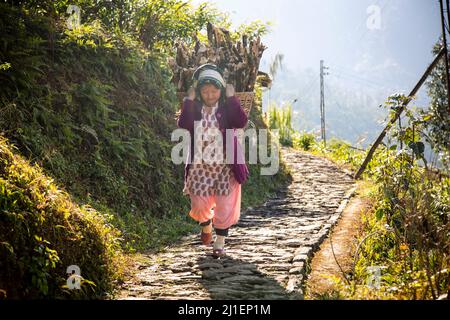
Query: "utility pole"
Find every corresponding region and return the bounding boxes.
[439,0,450,112]
[320,60,329,147]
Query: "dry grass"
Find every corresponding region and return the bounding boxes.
[305,180,375,299]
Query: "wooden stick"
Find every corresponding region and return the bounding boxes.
[354,46,446,179]
[169,23,267,92]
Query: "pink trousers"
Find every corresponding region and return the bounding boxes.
[188,175,241,230]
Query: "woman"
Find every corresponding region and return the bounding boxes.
[177,63,249,257]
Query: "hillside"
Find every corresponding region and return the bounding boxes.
[0,136,125,299]
[0,1,291,298]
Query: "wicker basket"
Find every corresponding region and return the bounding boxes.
[235,92,255,116]
[177,91,255,116]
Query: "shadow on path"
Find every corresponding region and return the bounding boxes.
[196,254,301,300]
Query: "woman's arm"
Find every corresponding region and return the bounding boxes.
[177,87,197,131]
[177,98,196,131]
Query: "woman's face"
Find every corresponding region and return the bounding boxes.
[200,84,221,107]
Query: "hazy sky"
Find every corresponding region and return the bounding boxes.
[189,0,443,144]
[191,0,441,94]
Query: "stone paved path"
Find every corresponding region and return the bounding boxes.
[115,147,356,300]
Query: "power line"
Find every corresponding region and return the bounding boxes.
[299,73,320,102]
[329,65,390,89]
[445,14,450,34]
[332,56,419,86]
[330,73,386,90]
[439,0,450,113]
[447,0,450,36]
[324,81,385,113]
[321,0,392,98]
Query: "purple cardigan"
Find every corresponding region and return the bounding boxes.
[177,96,250,185]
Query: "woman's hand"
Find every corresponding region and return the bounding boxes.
[226,84,235,98]
[187,86,196,101]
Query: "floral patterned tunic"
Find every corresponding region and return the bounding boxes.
[183,104,232,197]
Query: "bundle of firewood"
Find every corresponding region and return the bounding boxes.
[168,22,268,93]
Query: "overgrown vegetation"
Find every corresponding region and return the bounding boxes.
[243,83,293,209]
[0,1,289,298]
[0,136,126,299]
[0,2,194,252]
[267,102,294,146]
[340,94,449,300]
[290,93,449,300]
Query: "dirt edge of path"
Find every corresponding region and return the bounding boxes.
[304,180,375,299]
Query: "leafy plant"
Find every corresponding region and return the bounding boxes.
[267,102,294,146]
[292,131,316,151]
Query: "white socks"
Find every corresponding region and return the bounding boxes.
[213,235,225,250]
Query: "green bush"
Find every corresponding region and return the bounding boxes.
[292,131,316,151]
[0,136,125,299]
